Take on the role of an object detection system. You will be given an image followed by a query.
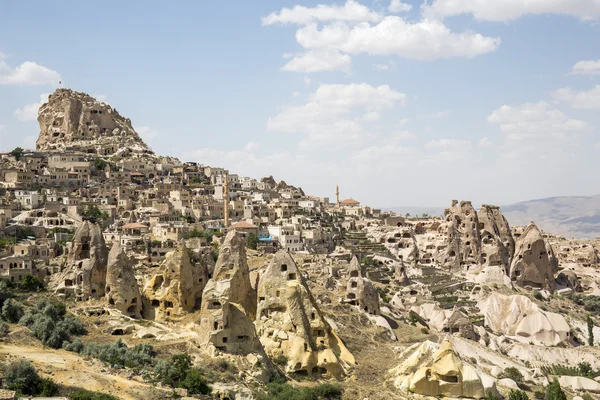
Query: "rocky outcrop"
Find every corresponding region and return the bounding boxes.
[197,231,260,354]
[256,250,355,378]
[394,339,487,399]
[439,200,481,270]
[52,220,108,300]
[410,304,477,340]
[142,241,207,320]
[477,204,514,270]
[36,89,152,156]
[367,227,419,266]
[105,242,141,318]
[478,293,571,346]
[344,256,380,315]
[509,223,556,289]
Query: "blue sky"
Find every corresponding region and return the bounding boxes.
[1,0,600,208]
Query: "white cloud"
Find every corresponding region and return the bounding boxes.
[422,0,600,22]
[262,0,382,25]
[0,59,61,85]
[282,50,351,73]
[304,76,312,86]
[478,137,493,148]
[135,126,159,144]
[552,85,600,109]
[13,93,50,121]
[389,0,412,13]
[417,110,452,120]
[487,101,592,141]
[374,63,389,70]
[292,91,302,98]
[425,138,471,150]
[362,111,381,122]
[0,124,5,131]
[395,118,410,128]
[268,83,405,148]
[571,60,600,75]
[294,17,500,60]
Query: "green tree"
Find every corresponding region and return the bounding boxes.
[0,279,12,307]
[2,298,24,322]
[588,315,594,346]
[10,147,25,161]
[93,158,107,171]
[545,378,566,400]
[579,361,593,377]
[246,233,258,250]
[21,274,44,291]
[83,206,109,221]
[502,367,524,383]
[180,369,211,395]
[509,390,530,400]
[4,360,57,396]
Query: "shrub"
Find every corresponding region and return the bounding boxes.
[180,369,211,395]
[20,274,44,291]
[533,290,544,301]
[578,361,593,377]
[63,337,85,353]
[2,298,24,323]
[508,390,530,400]
[582,394,594,400]
[19,298,85,348]
[274,354,288,366]
[257,382,342,400]
[10,147,24,161]
[154,353,191,387]
[501,367,524,383]
[246,234,258,250]
[3,360,58,396]
[545,378,566,400]
[0,321,9,336]
[69,388,119,400]
[0,280,11,308]
[82,339,154,371]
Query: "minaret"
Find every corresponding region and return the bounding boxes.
[223,173,229,228]
[336,184,339,206]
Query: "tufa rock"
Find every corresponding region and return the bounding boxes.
[344,256,380,315]
[36,89,151,156]
[197,231,261,355]
[477,204,514,270]
[142,241,207,320]
[51,220,108,300]
[256,250,356,378]
[105,242,142,318]
[509,223,555,290]
[440,201,481,270]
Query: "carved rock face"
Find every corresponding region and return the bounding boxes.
[105,242,142,318]
[255,250,356,378]
[197,231,260,354]
[509,223,556,290]
[36,89,151,155]
[52,220,108,300]
[142,241,207,320]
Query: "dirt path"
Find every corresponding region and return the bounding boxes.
[0,344,168,400]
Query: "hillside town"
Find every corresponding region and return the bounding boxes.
[1,89,600,400]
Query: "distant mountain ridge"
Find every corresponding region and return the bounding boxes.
[501,194,600,239]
